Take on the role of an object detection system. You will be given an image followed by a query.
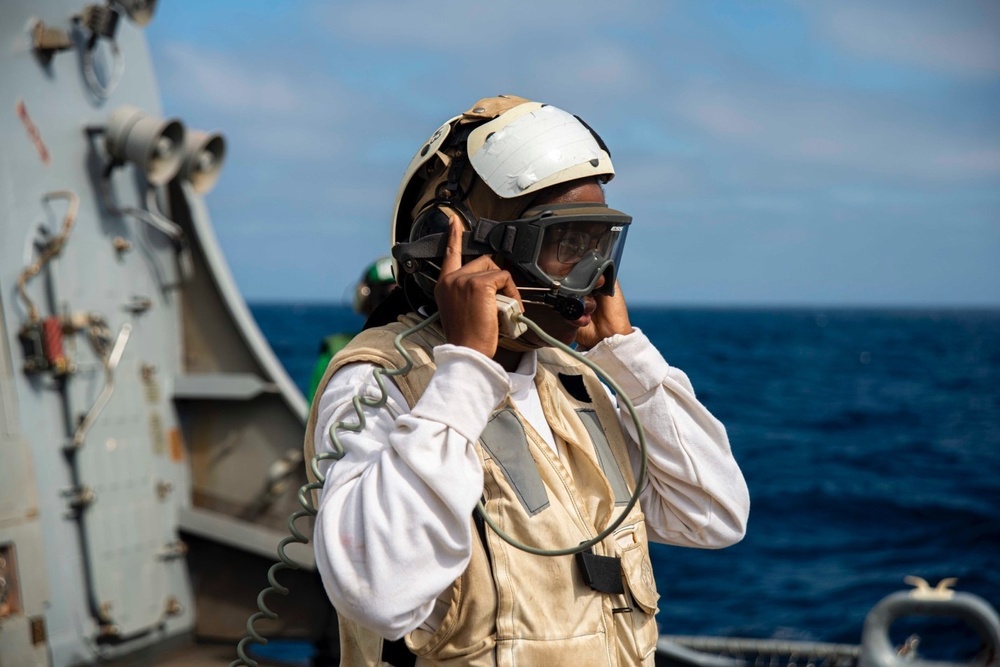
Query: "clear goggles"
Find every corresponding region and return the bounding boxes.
[493,203,631,298]
[394,201,630,300]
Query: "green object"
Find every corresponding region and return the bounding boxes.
[364,257,394,285]
[307,332,356,407]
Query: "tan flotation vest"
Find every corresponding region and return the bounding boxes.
[304,316,660,666]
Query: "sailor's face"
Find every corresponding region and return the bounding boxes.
[517,179,607,346]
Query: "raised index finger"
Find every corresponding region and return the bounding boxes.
[438,209,465,277]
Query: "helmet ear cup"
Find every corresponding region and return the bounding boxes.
[400,202,475,310]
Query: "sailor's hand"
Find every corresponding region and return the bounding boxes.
[575,280,633,351]
[435,212,522,358]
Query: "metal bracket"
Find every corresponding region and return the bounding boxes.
[157,540,188,561]
[31,20,73,57]
[904,575,958,600]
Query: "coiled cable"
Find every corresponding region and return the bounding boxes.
[229,314,440,667]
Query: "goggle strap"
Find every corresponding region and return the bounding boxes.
[469,217,506,247]
[391,231,494,271]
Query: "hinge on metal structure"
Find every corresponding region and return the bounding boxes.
[61,486,96,517]
[157,540,188,561]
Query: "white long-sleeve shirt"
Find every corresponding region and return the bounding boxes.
[313,328,749,640]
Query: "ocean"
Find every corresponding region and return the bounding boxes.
[250,304,1000,657]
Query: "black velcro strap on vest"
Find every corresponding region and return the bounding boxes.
[381,637,416,666]
[558,373,593,403]
[575,548,625,595]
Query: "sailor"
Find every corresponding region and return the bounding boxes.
[306,95,750,666]
[306,257,397,407]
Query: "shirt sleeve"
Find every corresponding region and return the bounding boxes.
[312,345,510,639]
[583,328,750,548]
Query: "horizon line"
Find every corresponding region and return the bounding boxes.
[245,299,1000,311]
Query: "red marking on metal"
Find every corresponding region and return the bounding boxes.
[42,316,67,372]
[16,99,52,166]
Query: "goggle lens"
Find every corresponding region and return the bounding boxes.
[553,228,616,264]
[538,220,626,282]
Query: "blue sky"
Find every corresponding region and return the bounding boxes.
[144,1,1000,306]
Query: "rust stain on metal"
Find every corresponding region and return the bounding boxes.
[168,427,185,463]
[16,99,51,166]
[31,616,47,645]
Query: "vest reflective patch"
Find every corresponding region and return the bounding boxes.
[479,409,550,516]
[577,409,631,506]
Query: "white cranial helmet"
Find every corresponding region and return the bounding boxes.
[389,94,615,275]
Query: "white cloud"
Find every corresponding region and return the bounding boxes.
[155,41,396,167]
[675,86,763,138]
[159,42,303,114]
[816,1,1000,77]
[935,149,1000,174]
[239,120,346,161]
[314,0,657,51]
[522,44,652,102]
[664,78,1000,184]
[157,41,364,123]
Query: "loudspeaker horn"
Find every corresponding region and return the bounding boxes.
[105,105,185,186]
[180,130,226,194]
[114,0,158,26]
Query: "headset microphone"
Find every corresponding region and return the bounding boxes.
[543,293,585,320]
